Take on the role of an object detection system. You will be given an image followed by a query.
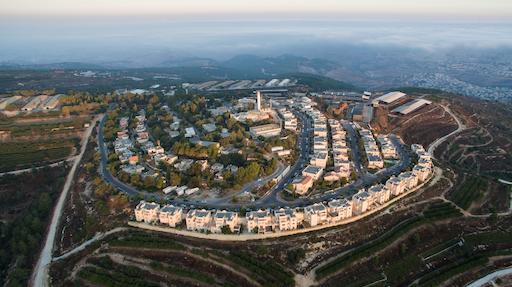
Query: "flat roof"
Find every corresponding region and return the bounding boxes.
[392,99,432,115]
[374,91,406,104]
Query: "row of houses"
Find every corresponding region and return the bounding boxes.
[376,134,398,159]
[359,127,385,169]
[135,144,432,235]
[277,107,298,131]
[289,105,327,195]
[326,119,352,181]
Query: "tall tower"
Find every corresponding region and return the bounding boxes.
[256,90,262,111]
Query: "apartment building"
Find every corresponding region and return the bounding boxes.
[352,190,372,214]
[274,208,300,231]
[211,210,239,233]
[399,171,419,190]
[310,152,329,168]
[135,201,160,223]
[413,165,431,182]
[186,209,212,232]
[158,205,183,227]
[368,184,391,204]
[304,203,328,227]
[386,175,407,196]
[302,165,324,180]
[246,209,273,233]
[327,199,353,222]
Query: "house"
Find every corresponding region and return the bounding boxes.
[158,205,183,227]
[128,155,139,165]
[122,164,144,174]
[327,199,353,222]
[186,209,212,232]
[352,190,372,214]
[135,201,160,223]
[197,160,209,171]
[334,166,350,179]
[210,163,224,173]
[211,210,239,233]
[302,165,324,181]
[202,123,217,133]
[246,209,273,234]
[304,203,328,227]
[291,175,313,195]
[323,171,340,182]
[185,127,196,138]
[162,186,177,194]
[368,184,391,204]
[386,175,406,196]
[274,208,300,231]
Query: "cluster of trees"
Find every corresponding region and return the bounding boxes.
[0,166,67,286]
[171,141,218,159]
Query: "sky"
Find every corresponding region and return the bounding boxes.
[0,0,511,65]
[1,0,512,20]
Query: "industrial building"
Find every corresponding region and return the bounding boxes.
[249,124,281,138]
[392,99,433,115]
[373,91,406,105]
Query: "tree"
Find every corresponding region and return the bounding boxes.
[169,172,181,186]
[221,225,232,234]
[143,176,155,189]
[130,174,141,186]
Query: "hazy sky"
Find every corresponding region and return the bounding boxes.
[1,0,511,20]
[1,0,511,65]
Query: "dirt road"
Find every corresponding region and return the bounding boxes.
[30,115,101,287]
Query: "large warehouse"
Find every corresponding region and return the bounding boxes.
[392,99,432,115]
[373,91,406,104]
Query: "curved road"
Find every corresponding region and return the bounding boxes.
[98,112,413,209]
[427,104,466,158]
[466,267,512,287]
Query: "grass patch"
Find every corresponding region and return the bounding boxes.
[109,234,185,250]
[219,251,294,287]
[450,177,487,210]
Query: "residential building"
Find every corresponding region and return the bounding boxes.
[246,209,273,233]
[302,165,323,180]
[386,175,406,196]
[291,176,313,195]
[158,205,183,227]
[304,203,328,227]
[186,209,212,232]
[368,184,391,204]
[327,199,353,222]
[135,201,160,223]
[274,208,300,231]
[212,210,239,233]
[352,190,372,214]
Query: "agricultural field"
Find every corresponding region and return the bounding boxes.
[0,138,79,172]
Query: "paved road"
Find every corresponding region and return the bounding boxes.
[0,156,76,177]
[427,104,466,158]
[31,115,101,287]
[466,267,512,287]
[98,110,413,209]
